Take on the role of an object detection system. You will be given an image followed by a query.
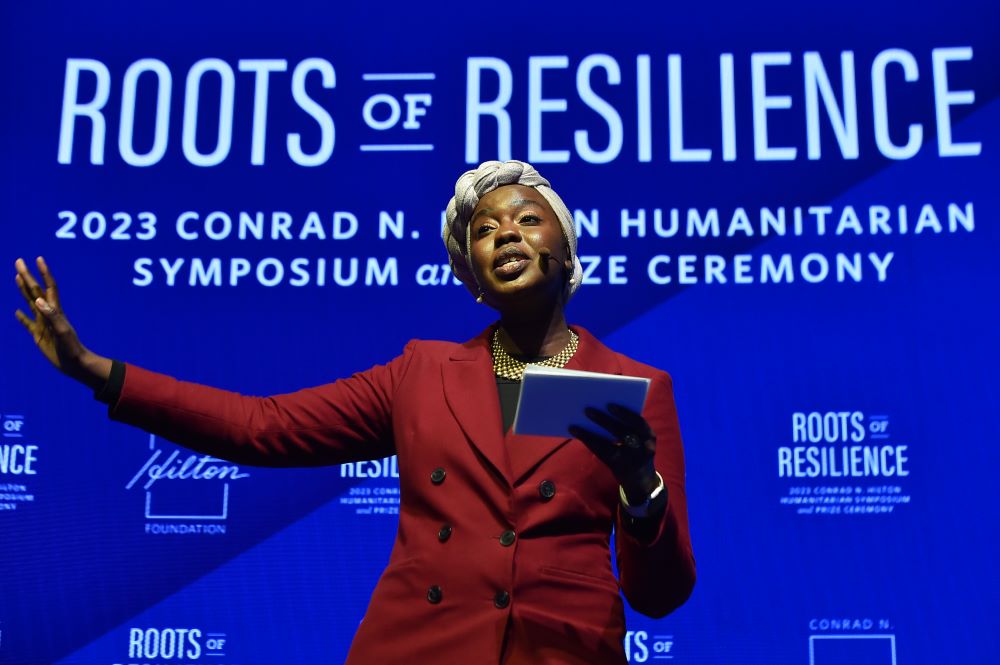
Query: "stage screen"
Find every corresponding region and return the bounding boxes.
[2,1,997,663]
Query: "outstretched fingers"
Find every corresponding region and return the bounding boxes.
[14,308,35,332]
[15,273,37,313]
[36,256,60,307]
[14,259,57,335]
[15,259,44,305]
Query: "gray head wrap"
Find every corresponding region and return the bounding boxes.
[443,160,583,301]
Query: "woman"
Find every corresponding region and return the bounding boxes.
[15,160,695,664]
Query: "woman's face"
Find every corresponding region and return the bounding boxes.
[468,184,572,307]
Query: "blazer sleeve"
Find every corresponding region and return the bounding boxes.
[615,370,697,618]
[108,342,417,467]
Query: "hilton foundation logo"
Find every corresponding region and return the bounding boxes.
[126,434,250,534]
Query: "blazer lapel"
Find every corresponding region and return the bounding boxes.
[442,329,512,486]
[507,326,625,486]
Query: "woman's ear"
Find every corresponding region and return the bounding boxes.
[563,243,573,271]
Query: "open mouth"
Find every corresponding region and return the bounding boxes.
[493,247,530,278]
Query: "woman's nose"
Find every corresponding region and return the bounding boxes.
[495,219,521,244]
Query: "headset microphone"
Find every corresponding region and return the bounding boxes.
[539,248,558,272]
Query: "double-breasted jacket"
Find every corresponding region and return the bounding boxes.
[109,325,696,664]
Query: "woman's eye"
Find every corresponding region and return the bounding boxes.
[476,224,494,236]
[519,215,541,224]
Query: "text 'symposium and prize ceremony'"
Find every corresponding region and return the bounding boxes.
[2,2,996,664]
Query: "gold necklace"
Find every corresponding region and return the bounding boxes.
[491,328,579,380]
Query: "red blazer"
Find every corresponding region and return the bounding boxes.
[110,325,695,664]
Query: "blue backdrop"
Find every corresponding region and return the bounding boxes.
[2,1,998,663]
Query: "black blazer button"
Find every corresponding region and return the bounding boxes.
[499,529,516,547]
[538,480,556,500]
[493,590,510,609]
[430,467,446,484]
[427,585,443,604]
[438,524,453,542]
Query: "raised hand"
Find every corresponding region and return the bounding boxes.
[569,403,661,506]
[14,256,110,390]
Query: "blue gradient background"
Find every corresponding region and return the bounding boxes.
[1,1,997,663]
